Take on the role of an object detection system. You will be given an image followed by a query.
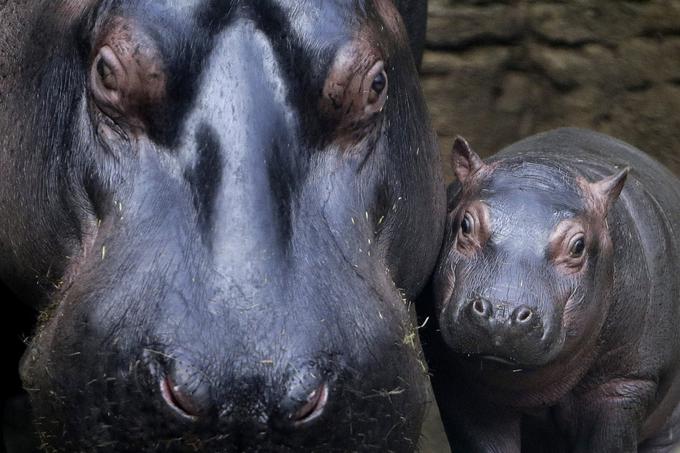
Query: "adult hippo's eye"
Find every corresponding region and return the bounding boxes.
[365,61,388,108]
[96,57,117,90]
[569,234,586,258]
[91,46,125,113]
[461,213,474,235]
[88,18,167,132]
[321,52,388,135]
[368,69,387,104]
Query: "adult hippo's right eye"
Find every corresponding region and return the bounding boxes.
[96,53,117,91]
[90,46,125,115]
[88,18,167,133]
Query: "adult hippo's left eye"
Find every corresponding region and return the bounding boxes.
[368,66,387,104]
[365,60,388,109]
[321,47,389,138]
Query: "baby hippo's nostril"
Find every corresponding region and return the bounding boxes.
[160,376,200,420]
[471,298,492,318]
[293,383,329,426]
[512,305,533,324]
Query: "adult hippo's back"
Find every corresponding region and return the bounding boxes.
[426,128,680,452]
[0,1,445,452]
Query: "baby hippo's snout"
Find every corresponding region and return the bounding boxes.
[446,295,553,367]
[466,296,543,336]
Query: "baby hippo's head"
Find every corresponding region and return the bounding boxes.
[434,137,628,370]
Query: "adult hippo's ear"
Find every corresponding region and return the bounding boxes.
[586,167,630,217]
[451,136,486,183]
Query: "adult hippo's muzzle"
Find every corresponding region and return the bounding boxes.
[1,1,444,451]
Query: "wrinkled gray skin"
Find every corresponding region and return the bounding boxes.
[424,128,680,452]
[0,1,445,452]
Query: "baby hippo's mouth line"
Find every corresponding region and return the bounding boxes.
[461,353,529,370]
[293,383,329,426]
[479,355,518,366]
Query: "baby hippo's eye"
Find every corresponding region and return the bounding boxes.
[569,235,586,258]
[461,213,474,235]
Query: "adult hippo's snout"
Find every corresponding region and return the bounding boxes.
[2,1,444,451]
[150,349,331,426]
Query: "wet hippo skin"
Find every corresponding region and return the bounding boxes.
[422,128,680,453]
[0,1,445,452]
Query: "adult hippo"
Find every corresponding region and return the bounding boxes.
[0,1,445,451]
[422,128,680,452]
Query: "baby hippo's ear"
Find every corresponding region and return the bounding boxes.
[451,136,485,183]
[588,167,630,215]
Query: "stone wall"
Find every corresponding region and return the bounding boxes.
[420,0,680,182]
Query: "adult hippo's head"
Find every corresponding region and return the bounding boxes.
[0,1,444,451]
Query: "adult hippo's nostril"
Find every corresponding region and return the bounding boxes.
[274,365,334,430]
[292,382,329,426]
[160,375,201,420]
[154,357,212,421]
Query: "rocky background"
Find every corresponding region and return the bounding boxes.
[420,0,680,182]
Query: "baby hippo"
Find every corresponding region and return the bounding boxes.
[427,128,680,452]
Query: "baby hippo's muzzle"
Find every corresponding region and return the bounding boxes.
[444,295,555,368]
[466,296,542,335]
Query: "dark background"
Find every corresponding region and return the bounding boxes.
[421,0,680,182]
